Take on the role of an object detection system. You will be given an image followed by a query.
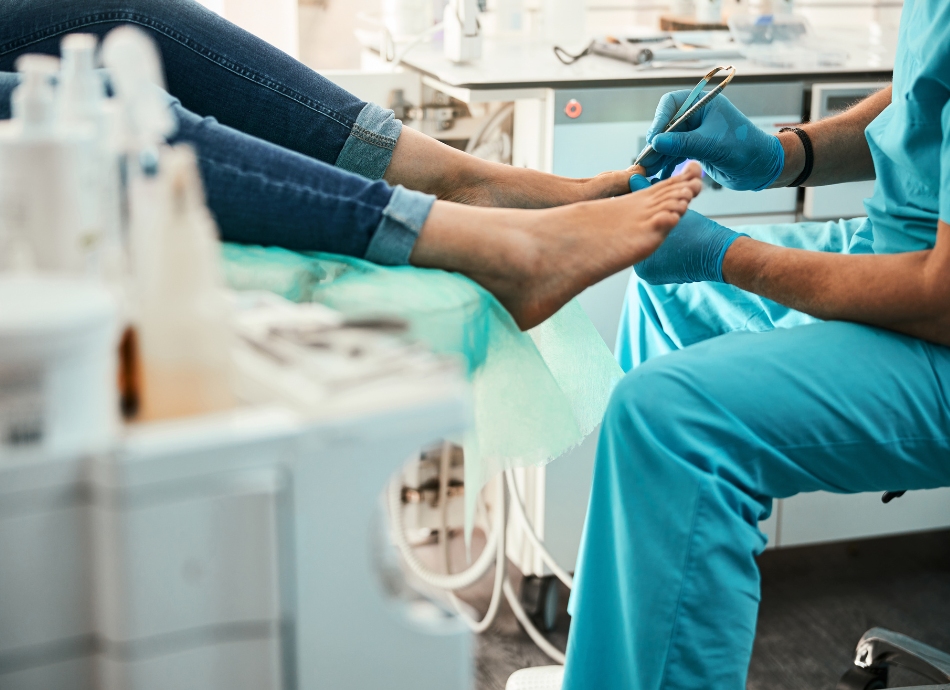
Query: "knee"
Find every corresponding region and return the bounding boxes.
[599,364,716,507]
[605,358,696,436]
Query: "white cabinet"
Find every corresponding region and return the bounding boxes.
[776,488,950,547]
[0,396,474,690]
[803,82,891,221]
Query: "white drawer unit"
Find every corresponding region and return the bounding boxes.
[552,82,803,221]
[0,397,474,690]
[803,81,891,220]
[0,456,95,690]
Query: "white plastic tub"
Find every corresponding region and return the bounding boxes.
[0,275,118,458]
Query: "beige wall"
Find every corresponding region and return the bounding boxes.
[195,0,300,57]
[298,0,380,70]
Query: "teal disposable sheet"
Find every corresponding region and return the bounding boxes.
[221,244,623,533]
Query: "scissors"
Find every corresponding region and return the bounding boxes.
[633,65,737,168]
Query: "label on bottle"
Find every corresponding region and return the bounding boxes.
[0,366,45,449]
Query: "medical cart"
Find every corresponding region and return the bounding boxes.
[0,356,474,690]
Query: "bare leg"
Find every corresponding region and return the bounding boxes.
[385,127,634,209]
[411,163,703,330]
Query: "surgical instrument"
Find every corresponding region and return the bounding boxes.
[633,65,737,167]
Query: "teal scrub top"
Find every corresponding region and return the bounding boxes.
[858,0,950,254]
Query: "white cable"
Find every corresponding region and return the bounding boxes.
[389,452,575,661]
[504,470,574,589]
[388,22,445,71]
[503,578,567,665]
[465,102,514,155]
[438,441,452,574]
[353,12,395,61]
[388,468,498,591]
[447,476,506,633]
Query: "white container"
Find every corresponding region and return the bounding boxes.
[696,0,723,23]
[382,0,437,40]
[0,55,90,274]
[59,34,124,278]
[0,276,118,459]
[543,0,586,47]
[489,0,524,34]
[670,0,696,17]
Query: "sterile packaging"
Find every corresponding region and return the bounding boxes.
[0,275,118,459]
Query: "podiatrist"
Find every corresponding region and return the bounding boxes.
[563,1,950,688]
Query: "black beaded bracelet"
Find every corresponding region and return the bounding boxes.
[779,126,814,188]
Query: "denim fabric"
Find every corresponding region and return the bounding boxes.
[0,0,430,263]
[366,186,436,264]
[171,98,421,261]
[337,103,404,181]
[0,73,16,118]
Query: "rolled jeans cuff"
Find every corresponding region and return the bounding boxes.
[365,185,436,265]
[334,102,403,180]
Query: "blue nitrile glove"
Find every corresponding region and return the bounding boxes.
[640,91,785,192]
[630,174,747,284]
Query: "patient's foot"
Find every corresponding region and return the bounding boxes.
[411,163,703,330]
[386,125,643,209]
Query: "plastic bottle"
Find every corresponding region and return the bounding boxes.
[133,145,235,421]
[0,274,118,459]
[98,26,181,420]
[59,34,106,126]
[58,33,124,277]
[0,55,86,273]
[100,26,176,162]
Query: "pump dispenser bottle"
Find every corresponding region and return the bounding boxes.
[0,54,86,272]
[57,34,122,276]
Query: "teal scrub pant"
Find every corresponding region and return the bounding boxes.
[563,218,950,690]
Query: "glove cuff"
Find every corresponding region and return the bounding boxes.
[713,231,749,282]
[753,135,786,192]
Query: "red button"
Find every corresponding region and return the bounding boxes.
[564,99,582,119]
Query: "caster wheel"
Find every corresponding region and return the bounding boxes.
[519,575,560,632]
[837,666,888,690]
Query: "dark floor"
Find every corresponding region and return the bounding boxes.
[473,529,950,690]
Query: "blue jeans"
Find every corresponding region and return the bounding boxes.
[0,0,434,264]
[564,218,950,690]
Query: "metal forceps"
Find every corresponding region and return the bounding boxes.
[633,65,737,167]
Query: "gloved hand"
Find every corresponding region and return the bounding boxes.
[640,91,785,192]
[630,174,747,284]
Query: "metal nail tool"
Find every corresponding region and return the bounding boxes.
[633,65,738,167]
